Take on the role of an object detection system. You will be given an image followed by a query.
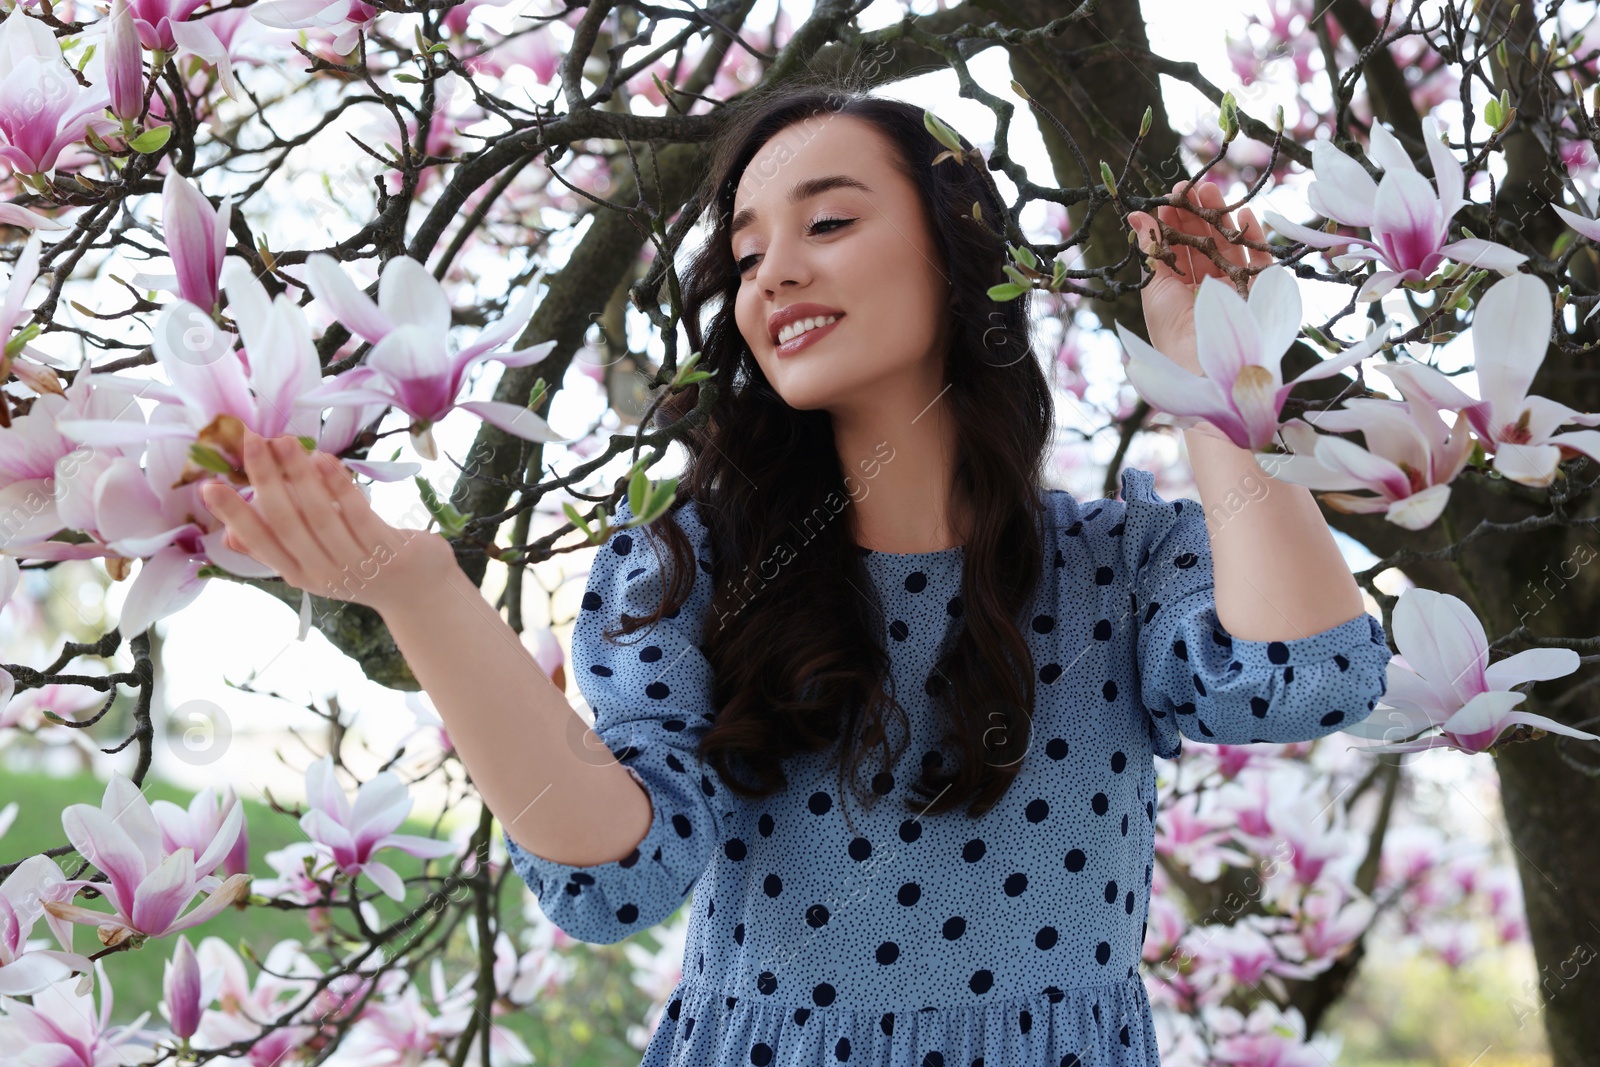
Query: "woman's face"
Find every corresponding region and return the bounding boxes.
[729,114,953,417]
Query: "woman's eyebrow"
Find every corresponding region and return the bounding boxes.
[729,174,873,240]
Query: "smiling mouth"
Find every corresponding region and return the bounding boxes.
[774,314,845,355]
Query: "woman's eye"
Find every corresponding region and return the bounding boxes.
[734,217,856,276]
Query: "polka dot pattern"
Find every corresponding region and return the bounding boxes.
[503,469,1393,1066]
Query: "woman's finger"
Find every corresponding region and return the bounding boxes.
[198,480,299,577]
[1237,207,1272,270]
[313,452,404,554]
[241,430,341,578]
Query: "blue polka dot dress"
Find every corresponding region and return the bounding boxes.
[505,466,1393,1067]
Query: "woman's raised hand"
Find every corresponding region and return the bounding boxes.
[198,427,453,614]
[1125,179,1272,367]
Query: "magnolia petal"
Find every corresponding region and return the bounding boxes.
[1230,365,1281,451]
[1260,210,1360,249]
[1497,710,1600,743]
[1255,452,1369,491]
[1442,690,1533,753]
[1306,137,1378,227]
[1317,491,1394,515]
[1366,119,1417,177]
[1472,273,1551,427]
[1385,482,1452,530]
[1549,428,1600,463]
[1372,168,1446,265]
[1550,201,1600,242]
[305,253,393,344]
[453,284,542,364]
[0,203,71,231]
[1313,434,1409,497]
[198,526,279,579]
[1394,588,1489,711]
[130,848,197,936]
[1492,442,1562,486]
[51,419,188,449]
[377,256,451,337]
[118,548,207,639]
[1290,317,1395,384]
[1331,249,1384,270]
[1113,322,1230,418]
[1483,647,1581,691]
[1439,238,1527,274]
[361,860,406,902]
[457,400,571,444]
[1356,269,1406,303]
[164,874,252,935]
[1245,265,1301,364]
[218,258,273,353]
[1422,115,1464,223]
[0,479,64,550]
[1369,359,1479,411]
[342,459,422,481]
[0,950,88,996]
[381,832,459,859]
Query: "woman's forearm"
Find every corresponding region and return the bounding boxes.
[1181,423,1368,643]
[379,556,654,867]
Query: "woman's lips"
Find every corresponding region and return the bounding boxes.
[776,314,844,357]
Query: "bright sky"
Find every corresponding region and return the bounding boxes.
[4,0,1515,841]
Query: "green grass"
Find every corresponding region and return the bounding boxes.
[0,770,675,1066]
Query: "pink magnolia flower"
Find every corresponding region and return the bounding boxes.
[161,934,201,1040]
[44,772,251,948]
[1347,588,1595,755]
[0,11,113,181]
[470,26,561,82]
[193,936,322,1064]
[129,171,234,317]
[298,252,564,460]
[153,784,250,880]
[1154,792,1252,882]
[1350,273,1600,486]
[299,755,457,902]
[104,0,144,122]
[0,362,151,559]
[249,0,377,54]
[0,961,163,1065]
[1262,115,1527,302]
[0,854,94,996]
[109,0,243,98]
[1264,359,1476,530]
[1114,265,1396,451]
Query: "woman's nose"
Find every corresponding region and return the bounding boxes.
[754,231,808,294]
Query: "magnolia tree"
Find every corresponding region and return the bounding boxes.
[1,0,1598,1063]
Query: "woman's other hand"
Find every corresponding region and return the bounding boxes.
[197,427,453,614]
[1126,179,1271,372]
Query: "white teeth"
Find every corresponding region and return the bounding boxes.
[778,314,839,345]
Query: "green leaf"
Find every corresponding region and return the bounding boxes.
[1013,244,1038,270]
[1099,160,1118,200]
[77,42,96,72]
[987,282,1027,302]
[628,469,648,519]
[1003,264,1030,286]
[189,443,235,475]
[394,72,421,84]
[971,200,982,222]
[297,436,316,451]
[128,125,172,154]
[563,502,597,542]
[639,478,679,524]
[923,110,964,154]
[1139,106,1152,138]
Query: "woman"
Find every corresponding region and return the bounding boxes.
[200,83,1392,1067]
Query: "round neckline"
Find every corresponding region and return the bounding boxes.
[857,543,965,559]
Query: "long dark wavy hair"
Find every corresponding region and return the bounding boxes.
[605,79,1054,826]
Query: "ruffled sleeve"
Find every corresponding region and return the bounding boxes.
[503,496,726,943]
[1117,467,1393,760]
